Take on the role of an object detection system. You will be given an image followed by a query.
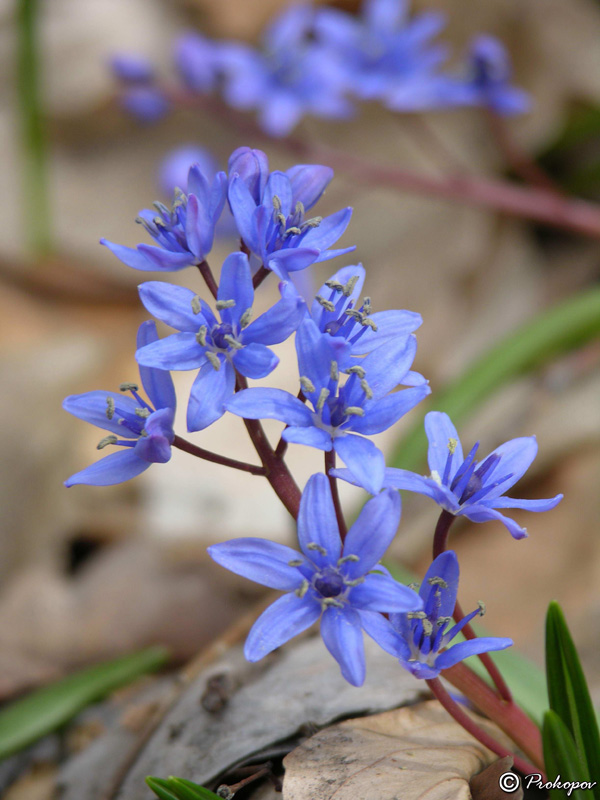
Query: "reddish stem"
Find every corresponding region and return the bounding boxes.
[197,259,218,299]
[325,450,347,542]
[172,435,266,476]
[426,677,544,778]
[252,265,271,290]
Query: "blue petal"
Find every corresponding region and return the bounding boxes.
[343,489,401,578]
[136,321,177,412]
[460,505,529,539]
[63,391,139,437]
[267,247,320,279]
[228,176,260,253]
[489,494,563,512]
[351,384,431,435]
[100,240,155,271]
[226,388,313,426]
[359,609,410,660]
[138,282,207,332]
[295,317,340,402]
[282,426,332,451]
[208,538,306,590]
[259,93,304,138]
[137,244,196,271]
[286,164,334,211]
[364,0,406,30]
[420,551,459,615]
[424,411,464,482]
[333,435,385,496]
[263,171,293,217]
[233,343,278,379]
[297,473,342,567]
[187,359,235,431]
[435,637,513,671]
[314,245,357,263]
[311,264,365,328]
[136,332,207,371]
[479,436,538,498]
[65,449,150,487]
[185,192,211,259]
[345,335,417,406]
[242,282,306,346]
[349,573,422,613]
[300,207,353,252]
[377,468,459,509]
[244,593,320,661]
[208,171,228,221]
[320,606,365,686]
[228,147,269,203]
[353,309,423,351]
[217,251,254,327]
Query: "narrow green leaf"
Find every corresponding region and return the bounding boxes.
[146,777,182,800]
[389,286,600,473]
[167,776,223,800]
[543,710,590,800]
[0,646,169,761]
[546,602,600,798]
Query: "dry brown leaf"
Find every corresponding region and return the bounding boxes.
[283,700,516,800]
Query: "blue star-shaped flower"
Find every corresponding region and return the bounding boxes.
[362,550,512,679]
[208,473,422,686]
[63,322,176,486]
[334,410,562,539]
[135,252,306,432]
[101,163,227,273]
[226,317,430,494]
[464,35,530,116]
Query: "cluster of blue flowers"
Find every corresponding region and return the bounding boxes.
[112,0,530,137]
[64,146,561,687]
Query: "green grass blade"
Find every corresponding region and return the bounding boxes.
[146,777,182,800]
[0,646,169,761]
[167,777,223,800]
[543,710,590,800]
[389,286,600,473]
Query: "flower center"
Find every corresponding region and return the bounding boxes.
[314,569,345,598]
[211,322,235,350]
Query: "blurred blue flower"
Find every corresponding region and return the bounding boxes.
[110,54,155,83]
[464,35,530,116]
[362,550,512,679]
[226,317,430,494]
[101,163,227,273]
[208,473,422,685]
[334,411,562,539]
[174,32,220,93]
[63,322,176,486]
[136,252,306,431]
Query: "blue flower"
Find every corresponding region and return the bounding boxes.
[135,252,306,432]
[63,322,176,487]
[314,0,450,104]
[310,263,424,372]
[208,473,422,685]
[101,163,227,273]
[226,317,430,494]
[174,32,220,93]
[335,411,562,539]
[465,35,530,116]
[110,54,156,84]
[218,5,352,137]
[228,160,354,281]
[362,551,512,679]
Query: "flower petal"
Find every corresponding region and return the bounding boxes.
[187,359,235,431]
[242,282,306,346]
[63,391,138,437]
[461,504,529,539]
[208,538,306,590]
[435,637,513,671]
[136,332,207,371]
[228,176,260,253]
[489,494,563,512]
[233,342,279,379]
[351,385,431,435]
[286,164,334,210]
[343,489,401,578]
[350,573,422,613]
[480,436,538,498]
[136,321,177,412]
[320,606,365,686]
[267,247,320,278]
[282,426,332,451]
[138,282,207,331]
[295,317,340,402]
[300,207,353,252]
[420,551,459,616]
[137,244,196,271]
[297,473,342,567]
[244,593,320,661]
[226,388,313,426]
[424,411,464,480]
[100,240,156,271]
[65,449,149,487]
[333,434,385,496]
[217,251,254,326]
[359,609,410,660]
[185,192,211,260]
[263,171,293,217]
[354,309,423,351]
[376,468,459,509]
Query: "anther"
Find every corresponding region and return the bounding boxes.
[407,611,428,620]
[362,296,372,314]
[295,200,305,216]
[325,279,344,292]
[447,438,458,455]
[272,195,282,211]
[360,378,373,400]
[239,308,253,329]
[295,579,310,598]
[344,406,364,417]
[363,318,377,330]
[196,326,207,346]
[215,299,236,310]
[337,554,360,565]
[153,216,165,227]
[307,542,327,555]
[206,352,221,371]
[330,361,339,381]
[119,382,139,392]
[322,598,344,608]
[299,376,316,394]
[191,295,202,315]
[316,387,330,411]
[477,601,486,616]
[223,335,242,350]
[301,216,322,229]
[106,397,115,420]
[422,619,433,637]
[284,226,302,237]
[427,576,449,589]
[343,275,360,297]
[288,559,304,567]
[344,577,365,587]
[346,365,366,378]
[135,407,150,418]
[316,296,335,312]
[97,434,118,450]
[408,582,420,591]
[437,616,452,627]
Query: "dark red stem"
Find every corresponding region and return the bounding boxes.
[325,449,347,542]
[172,435,266,475]
[252,265,270,290]
[426,677,544,778]
[197,259,218,299]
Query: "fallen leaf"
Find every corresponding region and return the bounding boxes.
[470,756,523,800]
[282,700,515,800]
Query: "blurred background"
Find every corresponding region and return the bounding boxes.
[0,0,599,747]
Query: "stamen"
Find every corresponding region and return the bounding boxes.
[196,326,208,346]
[408,582,420,591]
[346,365,365,378]
[344,406,364,417]
[135,407,150,418]
[337,554,360,565]
[272,195,282,211]
[316,296,335,312]
[325,279,344,292]
[427,576,448,589]
[295,200,305,216]
[422,619,433,637]
[407,611,427,620]
[284,226,302,237]
[307,542,327,555]
[300,216,322,230]
[97,434,118,450]
[330,361,339,381]
[215,299,235,310]
[223,335,242,350]
[191,295,202,315]
[477,601,486,616]
[448,438,458,455]
[362,296,372,314]
[343,276,360,297]
[344,577,365,587]
[288,559,304,567]
[119,382,139,392]
[316,387,330,411]
[360,378,373,400]
[322,598,344,608]
[239,309,253,329]
[206,352,221,371]
[299,376,316,394]
[295,579,310,598]
[106,397,115,420]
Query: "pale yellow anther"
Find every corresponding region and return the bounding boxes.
[223,334,242,350]
[316,387,330,412]
[191,295,202,315]
[215,299,236,310]
[97,434,118,450]
[106,397,115,420]
[344,406,364,417]
[448,437,458,455]
[206,352,221,371]
[299,376,316,394]
[135,407,150,418]
[343,275,359,297]
[196,326,208,347]
[240,308,253,329]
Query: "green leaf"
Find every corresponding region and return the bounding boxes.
[543,710,590,800]
[389,286,600,474]
[146,776,222,800]
[0,646,169,761]
[546,602,600,798]
[146,777,182,800]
